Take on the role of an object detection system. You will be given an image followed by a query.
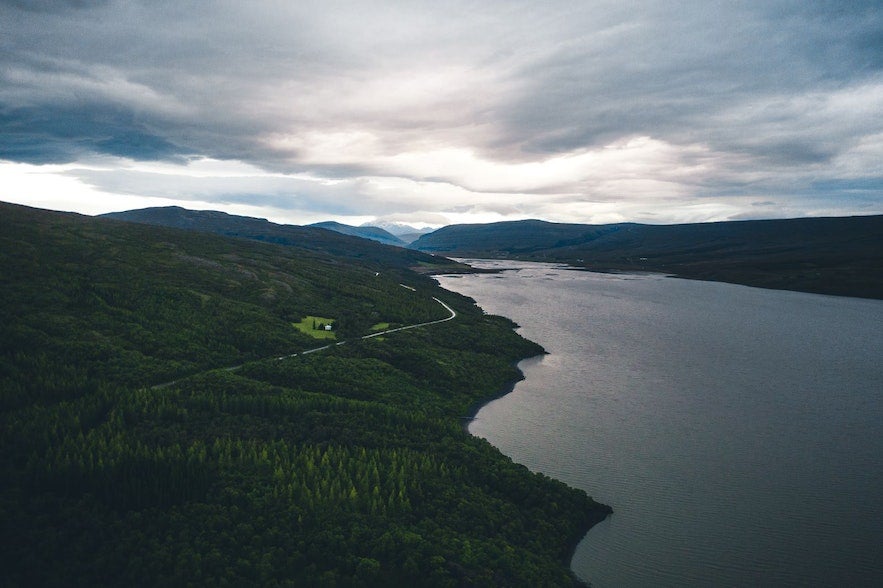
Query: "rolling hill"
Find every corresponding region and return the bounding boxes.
[1,201,610,586]
[101,206,464,275]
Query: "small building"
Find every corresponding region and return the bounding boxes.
[324,324,333,331]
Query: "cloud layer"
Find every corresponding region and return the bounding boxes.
[1,0,881,225]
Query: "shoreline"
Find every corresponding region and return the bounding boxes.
[437,267,615,584]
[572,264,882,301]
[460,346,613,583]
[437,268,615,583]
[437,255,883,301]
[459,351,543,434]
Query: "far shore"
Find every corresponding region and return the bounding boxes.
[445,256,883,301]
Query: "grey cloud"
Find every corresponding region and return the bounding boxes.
[496,1,883,165]
[811,177,883,194]
[4,1,877,166]
[0,0,109,13]
[67,166,430,217]
[0,105,183,163]
[1,0,881,222]
[70,167,345,210]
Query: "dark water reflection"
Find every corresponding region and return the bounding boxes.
[437,261,883,588]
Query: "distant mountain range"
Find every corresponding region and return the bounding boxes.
[308,221,406,247]
[302,220,434,246]
[100,207,466,274]
[411,215,883,299]
[363,221,435,244]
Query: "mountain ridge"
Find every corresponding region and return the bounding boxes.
[101,206,465,274]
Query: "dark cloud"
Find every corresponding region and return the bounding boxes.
[811,177,883,194]
[499,1,883,163]
[0,0,109,13]
[0,106,182,163]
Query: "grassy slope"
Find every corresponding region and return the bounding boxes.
[412,215,883,299]
[293,316,337,339]
[0,202,609,587]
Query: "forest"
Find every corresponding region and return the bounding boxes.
[0,202,610,586]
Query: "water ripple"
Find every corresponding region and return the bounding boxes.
[441,263,883,588]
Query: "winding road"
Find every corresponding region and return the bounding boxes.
[153,295,456,389]
[277,296,456,357]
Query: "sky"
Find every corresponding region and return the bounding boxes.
[1,0,881,228]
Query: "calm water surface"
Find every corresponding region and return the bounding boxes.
[436,261,883,588]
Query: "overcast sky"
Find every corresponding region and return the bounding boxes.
[1,0,881,227]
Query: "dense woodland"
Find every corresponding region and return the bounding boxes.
[0,202,610,586]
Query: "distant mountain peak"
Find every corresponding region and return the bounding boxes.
[361,220,438,244]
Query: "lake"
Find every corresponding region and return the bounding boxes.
[436,261,883,588]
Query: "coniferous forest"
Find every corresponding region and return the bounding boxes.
[0,202,610,586]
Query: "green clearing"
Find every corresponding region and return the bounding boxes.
[370,322,391,331]
[293,315,337,339]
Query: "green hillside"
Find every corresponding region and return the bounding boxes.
[412,215,883,299]
[0,202,609,586]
